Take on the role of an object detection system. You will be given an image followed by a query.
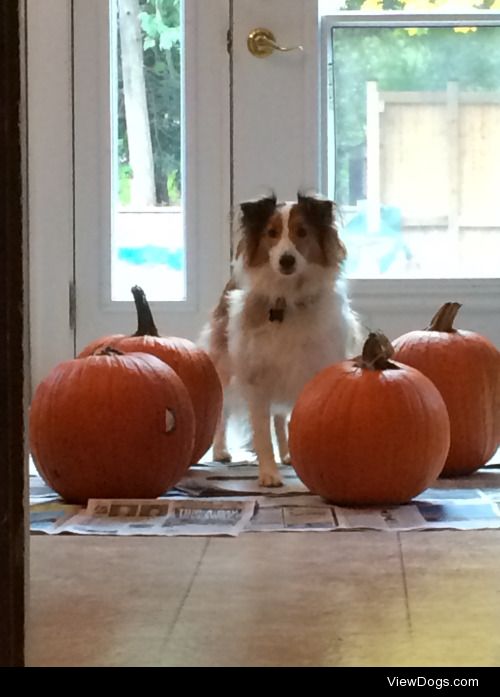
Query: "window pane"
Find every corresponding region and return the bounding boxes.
[320,0,500,14]
[112,0,184,301]
[330,23,500,278]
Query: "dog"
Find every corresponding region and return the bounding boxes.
[200,192,363,487]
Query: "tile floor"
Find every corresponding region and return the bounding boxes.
[27,530,500,667]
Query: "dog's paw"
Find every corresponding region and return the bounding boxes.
[281,453,292,465]
[213,449,232,463]
[259,470,283,487]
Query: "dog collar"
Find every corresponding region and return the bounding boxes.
[295,292,322,310]
[268,293,322,322]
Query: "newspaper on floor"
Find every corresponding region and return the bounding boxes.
[333,497,500,531]
[38,496,257,537]
[30,502,83,533]
[248,484,500,532]
[29,474,62,504]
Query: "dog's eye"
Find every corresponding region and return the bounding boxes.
[297,227,307,238]
[267,228,279,238]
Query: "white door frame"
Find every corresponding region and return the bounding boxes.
[27,0,75,390]
[232,0,320,203]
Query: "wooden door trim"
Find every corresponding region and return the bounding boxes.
[0,0,27,667]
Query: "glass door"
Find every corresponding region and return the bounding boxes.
[28,0,500,387]
[113,0,185,302]
[73,0,231,356]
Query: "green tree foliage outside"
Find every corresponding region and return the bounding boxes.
[117,0,500,207]
[118,0,181,206]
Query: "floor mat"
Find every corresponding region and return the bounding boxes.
[30,452,500,536]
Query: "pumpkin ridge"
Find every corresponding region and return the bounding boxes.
[315,367,354,495]
[399,368,449,482]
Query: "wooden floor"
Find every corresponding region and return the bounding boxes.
[27,531,500,667]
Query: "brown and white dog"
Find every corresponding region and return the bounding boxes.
[200,193,363,487]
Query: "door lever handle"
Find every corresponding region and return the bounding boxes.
[247,28,303,58]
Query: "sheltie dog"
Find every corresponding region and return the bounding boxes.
[200,192,363,487]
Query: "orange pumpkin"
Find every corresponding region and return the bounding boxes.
[393,302,500,476]
[79,286,223,465]
[496,381,500,446]
[288,332,450,505]
[29,349,195,504]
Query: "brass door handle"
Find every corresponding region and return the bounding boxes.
[247,28,303,58]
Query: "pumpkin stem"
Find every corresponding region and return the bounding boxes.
[131,285,160,338]
[426,302,462,332]
[354,331,399,371]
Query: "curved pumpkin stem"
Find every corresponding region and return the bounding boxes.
[426,302,462,332]
[131,285,160,338]
[354,331,399,371]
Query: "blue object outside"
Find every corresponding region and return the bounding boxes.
[118,245,184,270]
[343,205,412,274]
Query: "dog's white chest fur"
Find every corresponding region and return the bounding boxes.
[227,285,352,410]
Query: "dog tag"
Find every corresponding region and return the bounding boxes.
[269,297,286,322]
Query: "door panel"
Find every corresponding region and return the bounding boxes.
[232,0,320,204]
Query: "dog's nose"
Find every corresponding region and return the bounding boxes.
[279,253,296,272]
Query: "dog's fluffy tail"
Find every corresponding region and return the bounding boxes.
[197,321,211,353]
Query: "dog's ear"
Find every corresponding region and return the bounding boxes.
[240,194,277,231]
[297,192,334,228]
[298,192,345,266]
